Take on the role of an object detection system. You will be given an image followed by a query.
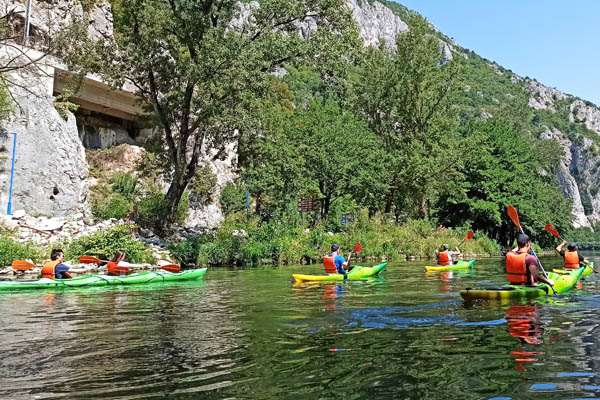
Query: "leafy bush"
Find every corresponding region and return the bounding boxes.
[190,165,217,205]
[0,235,44,266]
[135,191,189,228]
[166,236,209,266]
[110,172,138,199]
[64,225,154,264]
[220,182,246,216]
[92,194,133,220]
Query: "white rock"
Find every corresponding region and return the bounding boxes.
[12,210,26,219]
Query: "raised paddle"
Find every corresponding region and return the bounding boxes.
[507,205,557,295]
[457,230,474,249]
[545,224,596,273]
[11,260,36,270]
[346,242,363,270]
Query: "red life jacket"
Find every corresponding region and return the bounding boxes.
[41,260,60,280]
[438,251,450,266]
[564,251,580,269]
[107,261,131,276]
[323,255,338,274]
[506,251,528,284]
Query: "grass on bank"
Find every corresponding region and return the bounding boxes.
[167,210,501,267]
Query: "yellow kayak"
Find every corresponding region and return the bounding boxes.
[292,263,387,283]
[425,259,476,272]
[553,261,595,277]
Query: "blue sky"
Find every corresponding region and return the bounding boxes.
[395,1,600,105]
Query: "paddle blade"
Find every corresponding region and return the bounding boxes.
[79,255,101,264]
[12,260,35,270]
[507,206,521,230]
[353,242,363,253]
[160,264,181,273]
[464,230,474,241]
[545,224,561,239]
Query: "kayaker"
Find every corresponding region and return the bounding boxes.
[107,250,136,276]
[506,234,554,287]
[323,244,349,274]
[435,244,460,266]
[41,249,73,280]
[555,241,589,269]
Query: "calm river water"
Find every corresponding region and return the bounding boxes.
[2,254,600,399]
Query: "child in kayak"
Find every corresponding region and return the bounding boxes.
[435,244,460,266]
[41,249,85,279]
[107,250,136,276]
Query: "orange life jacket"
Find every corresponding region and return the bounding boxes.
[41,260,60,280]
[438,251,451,266]
[506,251,528,284]
[323,254,338,274]
[107,261,130,276]
[564,251,580,269]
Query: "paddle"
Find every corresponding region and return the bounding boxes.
[545,224,595,273]
[457,230,474,249]
[346,242,363,270]
[11,260,36,270]
[78,255,107,264]
[507,205,557,295]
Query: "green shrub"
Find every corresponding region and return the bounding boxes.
[190,165,217,205]
[64,225,154,264]
[110,172,138,199]
[166,235,209,266]
[135,191,189,228]
[92,194,133,220]
[220,182,246,216]
[0,235,44,266]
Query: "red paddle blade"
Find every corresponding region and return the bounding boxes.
[464,230,474,241]
[79,255,101,264]
[160,264,181,273]
[12,260,35,270]
[353,242,363,253]
[545,224,560,238]
[507,206,521,230]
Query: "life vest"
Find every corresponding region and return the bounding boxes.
[323,254,338,274]
[41,260,60,280]
[107,261,130,276]
[438,251,450,266]
[506,251,528,284]
[564,251,580,269]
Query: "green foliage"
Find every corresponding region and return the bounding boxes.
[166,236,210,266]
[91,194,132,220]
[0,235,44,266]
[190,165,217,205]
[64,225,154,264]
[194,210,499,266]
[110,172,138,199]
[220,182,247,216]
[135,191,190,229]
[0,78,12,121]
[435,119,572,247]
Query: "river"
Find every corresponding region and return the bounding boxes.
[1,254,600,399]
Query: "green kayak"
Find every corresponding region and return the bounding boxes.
[553,261,595,277]
[460,267,585,302]
[425,259,476,272]
[293,263,387,283]
[0,268,207,291]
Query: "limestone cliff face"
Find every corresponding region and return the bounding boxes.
[0,61,90,217]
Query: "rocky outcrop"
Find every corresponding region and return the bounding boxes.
[0,0,113,43]
[0,52,90,217]
[346,0,408,48]
[525,79,567,111]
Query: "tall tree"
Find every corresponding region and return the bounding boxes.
[351,14,463,220]
[79,0,357,226]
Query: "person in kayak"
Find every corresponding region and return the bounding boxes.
[107,250,136,276]
[435,244,460,266]
[41,249,73,280]
[555,241,589,269]
[506,234,554,287]
[323,244,349,274]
